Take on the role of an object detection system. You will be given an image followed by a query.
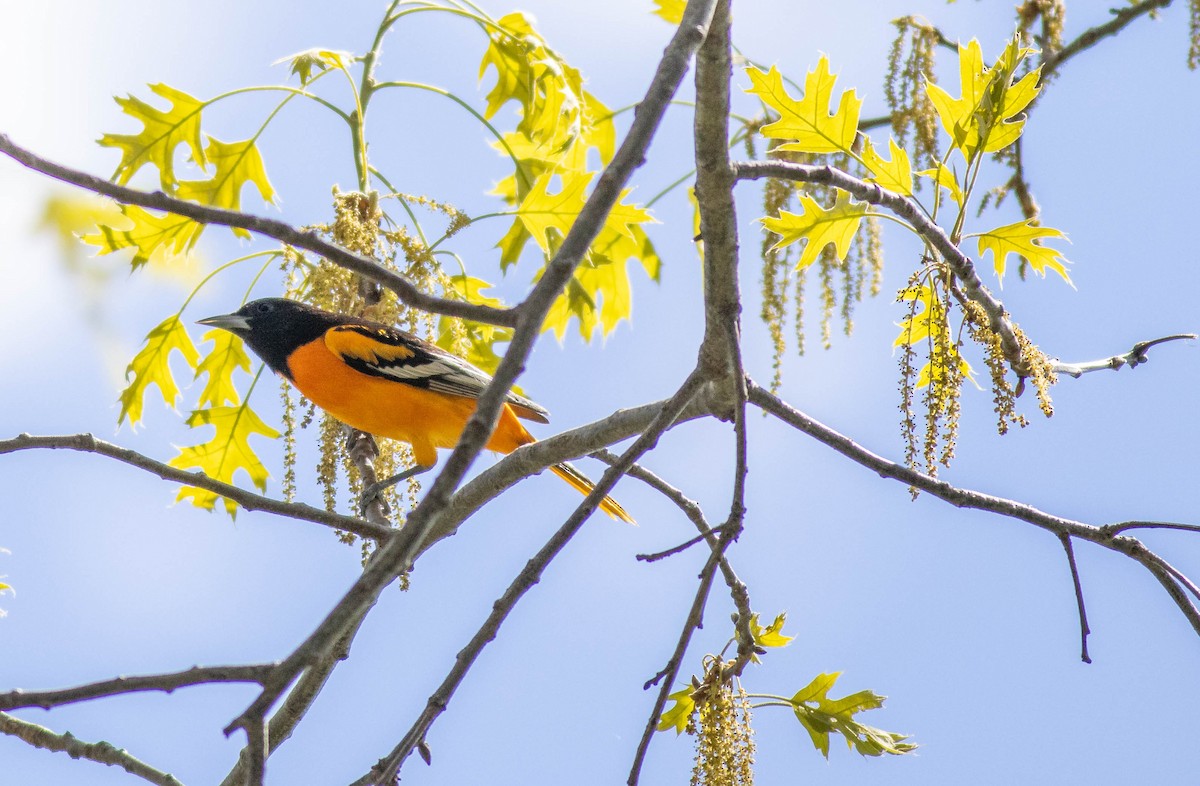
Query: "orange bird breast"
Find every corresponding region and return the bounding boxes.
[284,338,533,468]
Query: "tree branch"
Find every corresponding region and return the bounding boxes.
[1052,334,1196,378]
[747,379,1200,641]
[358,369,711,786]
[0,134,516,327]
[0,712,183,786]
[0,665,273,712]
[0,433,390,542]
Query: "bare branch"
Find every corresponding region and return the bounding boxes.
[636,526,730,562]
[0,712,183,786]
[1053,334,1196,378]
[747,379,1200,640]
[0,134,516,327]
[1058,535,1092,664]
[359,369,711,786]
[0,433,390,542]
[0,665,273,712]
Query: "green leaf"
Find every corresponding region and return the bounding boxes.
[118,316,200,426]
[974,218,1071,284]
[761,191,867,269]
[861,137,913,196]
[276,48,354,85]
[657,687,695,734]
[176,137,276,238]
[195,330,251,408]
[747,59,862,155]
[99,83,207,188]
[789,672,916,759]
[169,404,281,516]
[82,205,204,270]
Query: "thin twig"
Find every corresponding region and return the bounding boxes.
[636,527,729,562]
[1102,521,1200,537]
[0,665,273,711]
[0,712,184,786]
[0,134,515,327]
[0,433,388,542]
[1058,534,1091,664]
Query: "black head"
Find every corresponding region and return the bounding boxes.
[197,298,342,378]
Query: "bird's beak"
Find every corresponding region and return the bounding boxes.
[196,312,251,332]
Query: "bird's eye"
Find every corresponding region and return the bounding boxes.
[254,302,273,315]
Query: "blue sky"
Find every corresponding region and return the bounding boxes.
[3,2,1199,784]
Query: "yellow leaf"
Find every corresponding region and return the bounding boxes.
[276,48,354,85]
[916,165,964,209]
[761,192,867,269]
[99,83,207,188]
[652,0,686,24]
[974,219,1070,284]
[582,91,616,165]
[177,137,276,238]
[82,205,204,270]
[478,12,539,121]
[118,316,200,426]
[195,330,251,408]
[516,172,653,257]
[861,137,913,196]
[747,60,862,155]
[516,172,590,254]
[924,37,1041,160]
[169,404,281,516]
[37,194,126,256]
[436,276,514,378]
[657,687,695,734]
[750,612,796,649]
[893,284,940,347]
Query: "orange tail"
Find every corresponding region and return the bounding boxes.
[550,462,636,524]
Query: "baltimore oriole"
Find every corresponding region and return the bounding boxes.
[198,298,634,523]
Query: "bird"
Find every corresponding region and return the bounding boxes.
[197,297,634,523]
